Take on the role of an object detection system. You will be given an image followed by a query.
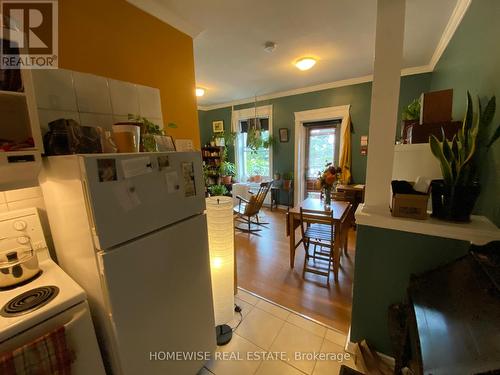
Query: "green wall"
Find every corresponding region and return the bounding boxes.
[350,225,469,354]
[429,0,500,226]
[351,0,500,356]
[199,74,431,191]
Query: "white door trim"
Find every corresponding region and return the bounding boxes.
[293,105,350,204]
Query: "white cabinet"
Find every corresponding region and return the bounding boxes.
[0,65,43,190]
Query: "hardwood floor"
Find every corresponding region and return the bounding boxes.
[235,207,356,333]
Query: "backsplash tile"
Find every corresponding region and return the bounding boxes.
[109,79,139,116]
[137,84,162,119]
[73,72,112,114]
[33,70,164,135]
[32,69,77,111]
[0,192,5,204]
[79,113,114,131]
[0,204,7,213]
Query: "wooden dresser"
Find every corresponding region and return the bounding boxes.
[392,242,500,374]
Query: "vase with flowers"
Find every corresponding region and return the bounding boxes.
[317,163,342,209]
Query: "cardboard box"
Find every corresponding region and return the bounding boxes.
[419,89,453,124]
[392,194,429,220]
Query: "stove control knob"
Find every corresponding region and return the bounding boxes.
[13,220,27,231]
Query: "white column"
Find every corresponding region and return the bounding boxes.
[363,0,406,212]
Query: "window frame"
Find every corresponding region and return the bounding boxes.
[231,105,273,182]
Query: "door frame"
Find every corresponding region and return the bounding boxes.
[294,105,350,204]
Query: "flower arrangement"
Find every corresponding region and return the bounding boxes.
[317,163,342,207]
[317,163,342,189]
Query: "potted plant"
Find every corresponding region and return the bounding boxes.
[128,114,177,152]
[208,184,228,196]
[429,92,499,222]
[283,172,293,190]
[246,127,276,152]
[219,161,236,185]
[400,98,421,142]
[402,98,421,122]
[274,171,281,181]
[211,131,236,148]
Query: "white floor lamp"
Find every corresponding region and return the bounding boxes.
[206,196,235,345]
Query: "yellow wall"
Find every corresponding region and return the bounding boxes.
[59,0,200,147]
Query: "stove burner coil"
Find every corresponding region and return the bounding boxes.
[1,286,59,317]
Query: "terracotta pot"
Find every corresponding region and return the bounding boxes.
[221,175,232,185]
[283,180,292,190]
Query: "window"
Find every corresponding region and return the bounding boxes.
[303,120,341,195]
[306,127,337,178]
[232,106,273,181]
[237,118,270,179]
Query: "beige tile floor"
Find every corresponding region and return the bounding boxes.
[199,289,363,375]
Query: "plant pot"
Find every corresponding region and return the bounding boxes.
[283,180,292,190]
[221,175,232,185]
[431,180,481,222]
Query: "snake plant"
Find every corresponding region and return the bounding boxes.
[430,92,499,188]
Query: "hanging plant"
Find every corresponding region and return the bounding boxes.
[246,123,275,152]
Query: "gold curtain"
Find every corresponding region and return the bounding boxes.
[339,114,352,184]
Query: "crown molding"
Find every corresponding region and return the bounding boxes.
[198,0,471,112]
[429,0,472,70]
[126,0,202,38]
[197,65,432,111]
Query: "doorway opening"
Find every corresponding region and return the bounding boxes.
[304,119,341,199]
[294,105,350,205]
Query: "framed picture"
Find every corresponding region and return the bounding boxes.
[174,139,195,152]
[279,128,289,143]
[212,120,224,133]
[155,135,176,152]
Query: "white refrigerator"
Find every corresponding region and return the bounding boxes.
[40,152,216,375]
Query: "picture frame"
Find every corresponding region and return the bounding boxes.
[279,128,289,143]
[174,138,195,152]
[212,120,224,133]
[155,135,176,152]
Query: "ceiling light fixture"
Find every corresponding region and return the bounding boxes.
[295,57,317,71]
[264,41,277,53]
[195,88,205,97]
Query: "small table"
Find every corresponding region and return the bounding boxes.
[286,198,350,280]
[270,186,294,211]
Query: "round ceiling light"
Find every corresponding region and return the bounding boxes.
[295,57,317,71]
[195,88,205,97]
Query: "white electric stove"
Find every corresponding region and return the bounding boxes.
[0,207,105,374]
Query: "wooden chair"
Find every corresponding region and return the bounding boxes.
[330,191,353,257]
[234,181,273,233]
[299,207,338,285]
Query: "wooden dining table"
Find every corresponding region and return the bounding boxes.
[286,198,351,280]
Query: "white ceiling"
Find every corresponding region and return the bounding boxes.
[129,0,460,107]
